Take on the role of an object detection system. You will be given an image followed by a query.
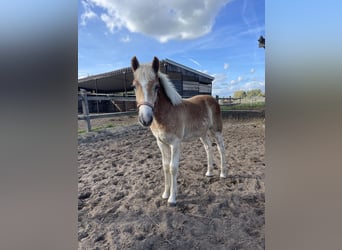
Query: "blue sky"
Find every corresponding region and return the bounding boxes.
[78,0,265,97]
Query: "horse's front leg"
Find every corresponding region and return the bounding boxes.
[157,139,171,199]
[168,141,181,205]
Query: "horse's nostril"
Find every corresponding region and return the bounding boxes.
[139,116,153,127]
[144,118,153,126]
[145,119,152,126]
[138,116,145,126]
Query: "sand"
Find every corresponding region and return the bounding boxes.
[78,115,265,249]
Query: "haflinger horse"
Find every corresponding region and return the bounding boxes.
[131,56,227,205]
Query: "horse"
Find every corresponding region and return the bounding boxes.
[131,56,227,205]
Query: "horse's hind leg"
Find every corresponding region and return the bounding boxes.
[200,135,214,177]
[213,131,227,178]
[157,139,171,199]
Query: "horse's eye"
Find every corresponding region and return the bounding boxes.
[154,85,160,92]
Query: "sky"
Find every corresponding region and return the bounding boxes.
[78,0,265,97]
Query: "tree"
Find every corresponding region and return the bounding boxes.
[246,89,263,98]
[233,90,247,99]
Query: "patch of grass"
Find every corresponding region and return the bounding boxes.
[220,102,265,111]
[78,124,114,134]
[92,124,114,132]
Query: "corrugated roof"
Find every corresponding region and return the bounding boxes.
[164,58,214,80]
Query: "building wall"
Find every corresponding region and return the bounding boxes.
[163,63,212,98]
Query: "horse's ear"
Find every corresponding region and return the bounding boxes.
[131,56,139,72]
[152,56,159,74]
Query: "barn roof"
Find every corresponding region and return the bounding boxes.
[78,59,214,93]
[163,58,214,80]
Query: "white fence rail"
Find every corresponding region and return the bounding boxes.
[78,89,137,132]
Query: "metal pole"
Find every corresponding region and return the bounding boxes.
[80,89,91,132]
[95,79,99,113]
[123,71,127,111]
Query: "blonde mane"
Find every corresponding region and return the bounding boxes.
[157,71,182,106]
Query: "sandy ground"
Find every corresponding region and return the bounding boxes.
[78,115,265,249]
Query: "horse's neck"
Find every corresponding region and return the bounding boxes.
[157,86,172,108]
[154,86,174,119]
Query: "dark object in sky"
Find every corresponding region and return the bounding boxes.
[258,36,265,49]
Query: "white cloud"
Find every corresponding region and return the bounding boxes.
[120,35,131,43]
[80,0,98,26]
[78,71,90,79]
[100,13,117,32]
[250,68,255,74]
[240,0,265,37]
[213,73,227,86]
[85,0,230,42]
[213,70,265,97]
[229,75,243,85]
[238,25,265,37]
[223,63,229,70]
[212,73,227,97]
[189,58,201,67]
[243,80,265,91]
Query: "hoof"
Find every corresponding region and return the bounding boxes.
[205,172,214,177]
[168,202,176,207]
[220,173,227,178]
[162,193,169,199]
[168,196,176,205]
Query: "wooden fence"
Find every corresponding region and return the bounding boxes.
[217,96,265,105]
[78,89,137,132]
[217,97,242,105]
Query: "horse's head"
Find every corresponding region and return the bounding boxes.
[131,56,160,127]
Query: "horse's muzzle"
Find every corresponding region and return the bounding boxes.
[138,105,153,127]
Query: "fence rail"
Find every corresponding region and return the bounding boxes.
[78,95,136,102]
[217,97,242,105]
[78,89,137,132]
[218,96,265,105]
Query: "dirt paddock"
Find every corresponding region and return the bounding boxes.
[78,115,265,249]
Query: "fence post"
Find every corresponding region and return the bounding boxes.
[80,89,91,132]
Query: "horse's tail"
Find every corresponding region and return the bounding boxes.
[206,96,223,132]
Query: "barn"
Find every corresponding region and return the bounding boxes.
[78,58,214,113]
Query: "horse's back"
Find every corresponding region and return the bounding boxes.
[184,95,218,107]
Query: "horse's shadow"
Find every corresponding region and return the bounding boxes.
[160,173,263,209]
